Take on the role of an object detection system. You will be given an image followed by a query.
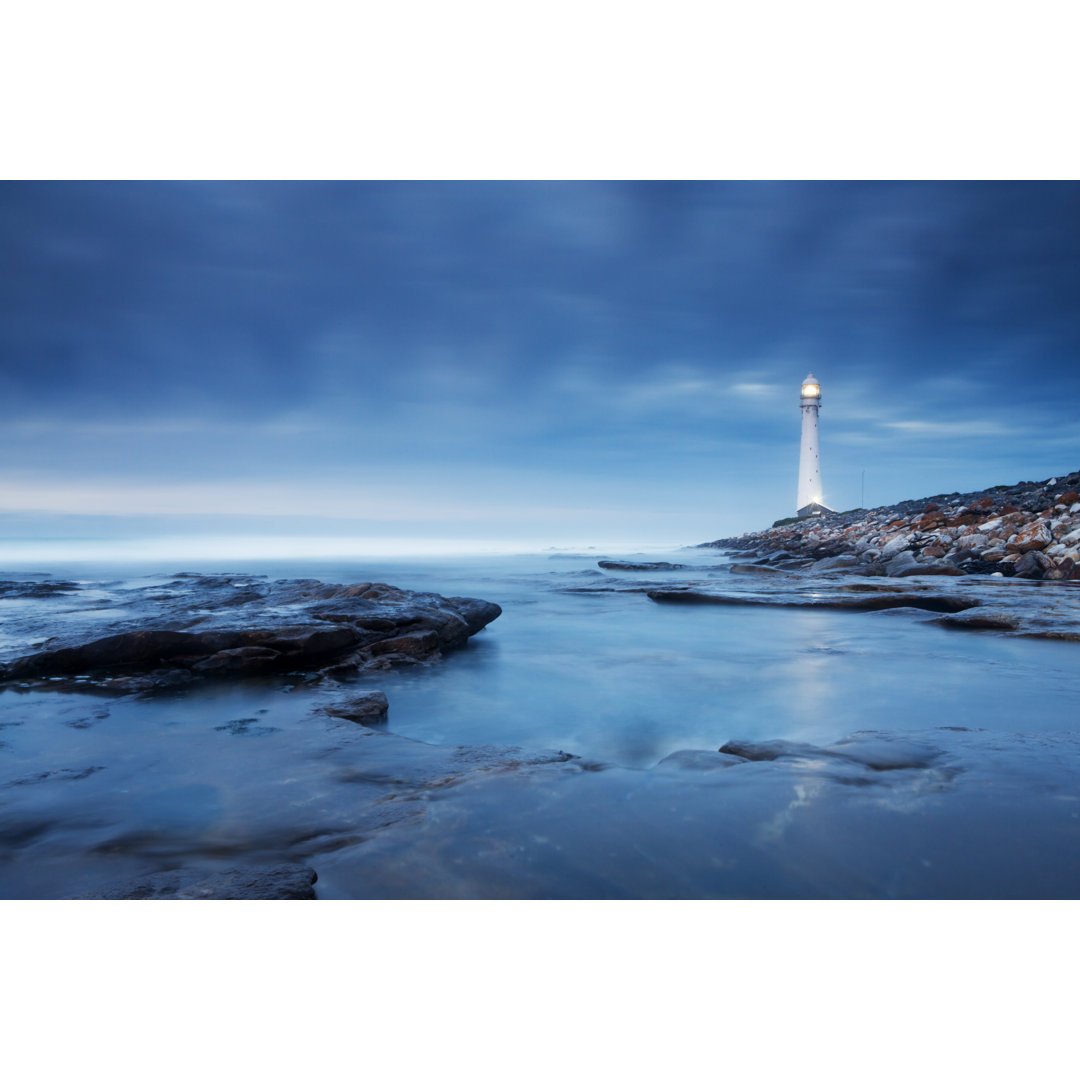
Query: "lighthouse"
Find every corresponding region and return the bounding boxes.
[797,373,829,517]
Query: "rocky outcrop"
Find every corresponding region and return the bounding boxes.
[648,589,977,613]
[705,469,1080,581]
[0,575,501,693]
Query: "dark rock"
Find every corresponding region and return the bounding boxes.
[368,631,441,659]
[647,590,977,614]
[73,863,318,900]
[598,560,689,571]
[192,646,282,674]
[214,717,280,737]
[957,558,1014,577]
[0,578,501,690]
[317,691,390,725]
[891,559,964,577]
[1014,551,1051,579]
[719,739,816,762]
[0,580,81,598]
[720,734,943,771]
[935,613,1021,632]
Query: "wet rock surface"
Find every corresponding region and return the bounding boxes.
[0,575,501,693]
[315,691,390,725]
[597,560,689,571]
[647,587,978,614]
[718,733,944,772]
[643,574,1080,640]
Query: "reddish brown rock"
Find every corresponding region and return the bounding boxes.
[368,630,441,659]
[1007,521,1052,554]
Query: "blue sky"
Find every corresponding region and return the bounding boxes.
[2,180,1079,553]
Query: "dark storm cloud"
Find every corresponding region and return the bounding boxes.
[3,180,1080,540]
[4,180,1079,424]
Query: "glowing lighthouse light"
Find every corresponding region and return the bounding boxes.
[797,373,831,517]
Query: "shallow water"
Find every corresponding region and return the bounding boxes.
[2,549,1079,898]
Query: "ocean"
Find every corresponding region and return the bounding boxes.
[2,547,1079,898]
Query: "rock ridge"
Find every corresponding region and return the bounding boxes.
[703,469,1080,581]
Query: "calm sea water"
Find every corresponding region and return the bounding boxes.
[2,548,1079,897]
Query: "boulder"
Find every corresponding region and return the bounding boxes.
[892,558,964,577]
[317,691,390,724]
[884,551,920,576]
[1007,522,1052,554]
[880,534,912,558]
[1014,550,1053,579]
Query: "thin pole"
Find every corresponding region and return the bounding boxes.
[861,470,865,508]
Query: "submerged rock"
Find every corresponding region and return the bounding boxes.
[598,560,689,571]
[0,580,81,598]
[654,749,746,772]
[934,612,1022,632]
[719,732,944,772]
[647,589,977,614]
[73,863,318,900]
[316,692,390,725]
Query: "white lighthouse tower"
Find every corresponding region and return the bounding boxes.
[797,373,829,517]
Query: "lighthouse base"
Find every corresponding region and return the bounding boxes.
[797,501,835,519]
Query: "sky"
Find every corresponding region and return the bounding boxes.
[3,180,1080,555]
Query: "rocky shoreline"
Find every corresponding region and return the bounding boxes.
[702,468,1080,581]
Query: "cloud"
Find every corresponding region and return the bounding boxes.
[731,382,780,396]
[881,419,1022,438]
[4,181,1080,539]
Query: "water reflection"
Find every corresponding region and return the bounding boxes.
[2,553,1080,896]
